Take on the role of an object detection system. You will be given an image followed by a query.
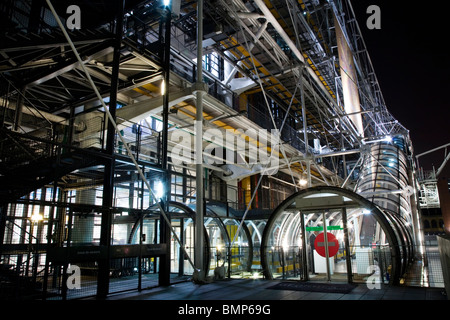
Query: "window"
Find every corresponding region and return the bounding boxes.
[203,52,222,79]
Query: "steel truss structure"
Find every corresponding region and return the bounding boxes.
[0,0,423,299]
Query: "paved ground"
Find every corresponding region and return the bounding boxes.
[77,279,449,320]
[103,278,448,301]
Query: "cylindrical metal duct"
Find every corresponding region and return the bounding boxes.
[355,138,417,270]
[334,15,364,137]
[355,138,413,226]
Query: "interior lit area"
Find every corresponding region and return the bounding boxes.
[261,187,414,284]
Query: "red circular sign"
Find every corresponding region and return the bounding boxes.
[314,232,339,258]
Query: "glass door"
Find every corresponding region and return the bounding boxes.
[303,210,350,282]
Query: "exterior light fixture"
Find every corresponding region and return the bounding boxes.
[155,180,164,200]
[161,79,166,95]
[31,213,43,222]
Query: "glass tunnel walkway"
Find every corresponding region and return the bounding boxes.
[39,185,420,300]
[260,186,414,285]
[126,186,414,287]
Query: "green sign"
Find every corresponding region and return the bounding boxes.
[305,226,322,232]
[305,226,343,232]
[327,226,343,231]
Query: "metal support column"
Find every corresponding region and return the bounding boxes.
[137,214,142,291]
[322,211,331,282]
[159,3,172,287]
[178,217,185,276]
[13,87,24,132]
[98,0,125,299]
[300,211,308,281]
[299,65,311,187]
[194,0,205,281]
[342,207,353,283]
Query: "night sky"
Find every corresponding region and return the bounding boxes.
[350,1,450,174]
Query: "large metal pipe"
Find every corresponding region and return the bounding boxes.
[299,66,312,187]
[194,0,205,280]
[355,139,418,266]
[355,140,413,223]
[334,15,364,137]
[159,3,172,286]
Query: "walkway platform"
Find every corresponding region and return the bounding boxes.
[102,278,447,301]
[75,279,449,320]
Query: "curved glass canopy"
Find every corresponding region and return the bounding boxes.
[261,186,414,285]
[127,201,254,278]
[122,186,415,284]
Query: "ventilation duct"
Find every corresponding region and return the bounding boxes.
[355,138,413,224]
[334,15,364,137]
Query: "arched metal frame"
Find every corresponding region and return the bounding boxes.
[245,220,266,271]
[127,201,256,277]
[206,207,254,274]
[128,201,211,275]
[383,210,416,275]
[204,209,230,272]
[260,186,413,285]
[246,220,266,247]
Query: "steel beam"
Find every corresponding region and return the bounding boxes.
[194,0,205,282]
[17,45,114,89]
[159,5,172,287]
[98,0,125,300]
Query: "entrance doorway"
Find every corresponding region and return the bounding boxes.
[261,187,404,285]
[303,210,351,283]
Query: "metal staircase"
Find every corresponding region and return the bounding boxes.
[0,128,100,202]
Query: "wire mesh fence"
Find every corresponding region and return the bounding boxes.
[0,240,446,300]
[0,199,446,300]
